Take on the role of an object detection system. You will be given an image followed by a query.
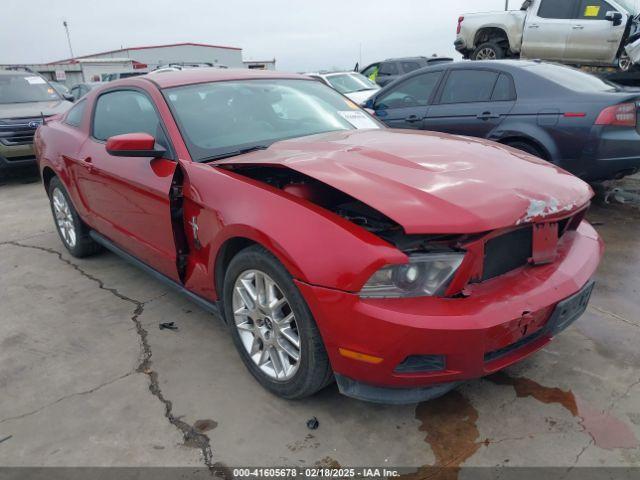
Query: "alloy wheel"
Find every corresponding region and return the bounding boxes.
[232,270,301,381]
[52,188,77,248]
[476,48,497,60]
[619,52,631,72]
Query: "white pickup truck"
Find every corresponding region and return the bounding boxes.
[455,0,640,71]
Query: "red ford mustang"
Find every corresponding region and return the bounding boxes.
[35,69,603,404]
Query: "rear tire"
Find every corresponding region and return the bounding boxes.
[471,42,505,61]
[223,245,333,399]
[503,140,545,160]
[48,176,102,258]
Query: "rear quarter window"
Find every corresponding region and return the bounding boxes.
[491,74,517,101]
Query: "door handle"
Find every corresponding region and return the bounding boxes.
[477,112,500,120]
[405,114,421,123]
[572,25,584,29]
[528,23,539,28]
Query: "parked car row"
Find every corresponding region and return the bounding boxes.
[35,68,603,404]
[306,71,380,103]
[362,59,640,182]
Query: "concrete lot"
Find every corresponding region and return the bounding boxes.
[0,172,639,474]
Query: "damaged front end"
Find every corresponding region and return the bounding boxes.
[218,163,590,299]
[624,15,640,65]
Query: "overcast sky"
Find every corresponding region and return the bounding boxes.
[3,0,514,71]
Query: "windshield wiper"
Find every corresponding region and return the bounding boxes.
[199,145,270,163]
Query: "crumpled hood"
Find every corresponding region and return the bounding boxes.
[0,100,72,119]
[219,129,592,234]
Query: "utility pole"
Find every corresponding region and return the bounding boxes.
[63,21,75,60]
[505,0,509,10]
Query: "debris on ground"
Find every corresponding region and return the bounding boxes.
[306,417,319,430]
[0,435,12,445]
[159,322,178,331]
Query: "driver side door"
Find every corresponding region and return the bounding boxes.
[373,71,444,129]
[76,88,181,280]
[565,0,627,64]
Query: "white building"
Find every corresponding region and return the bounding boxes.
[12,42,274,86]
[56,42,245,70]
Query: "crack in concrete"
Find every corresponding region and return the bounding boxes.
[589,305,639,329]
[0,371,134,425]
[0,230,55,246]
[4,241,217,474]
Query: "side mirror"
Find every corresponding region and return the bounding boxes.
[364,98,374,109]
[606,11,623,26]
[63,93,75,102]
[106,133,166,158]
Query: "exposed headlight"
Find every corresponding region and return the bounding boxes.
[360,253,465,298]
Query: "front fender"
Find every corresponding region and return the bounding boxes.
[181,162,405,301]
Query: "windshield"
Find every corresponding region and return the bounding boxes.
[616,0,639,15]
[529,63,618,92]
[0,74,61,103]
[165,79,381,162]
[326,73,378,94]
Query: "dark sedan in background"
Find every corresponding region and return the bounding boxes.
[359,56,453,87]
[365,60,640,181]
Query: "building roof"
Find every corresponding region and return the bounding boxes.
[139,68,306,89]
[51,42,242,64]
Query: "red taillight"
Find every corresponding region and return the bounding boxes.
[457,16,464,34]
[595,102,637,127]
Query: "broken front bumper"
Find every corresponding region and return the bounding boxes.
[296,221,603,404]
[625,37,640,65]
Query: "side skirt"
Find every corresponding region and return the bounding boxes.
[89,230,222,319]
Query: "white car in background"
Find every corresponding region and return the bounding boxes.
[306,71,381,104]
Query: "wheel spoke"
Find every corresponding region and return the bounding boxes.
[235,285,255,311]
[268,347,285,378]
[279,326,300,349]
[235,319,254,332]
[278,336,300,362]
[257,347,270,366]
[250,336,262,356]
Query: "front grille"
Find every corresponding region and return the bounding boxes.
[0,117,43,146]
[395,355,446,373]
[482,226,533,281]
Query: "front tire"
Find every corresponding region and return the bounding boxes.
[471,42,505,61]
[48,176,101,258]
[223,245,333,399]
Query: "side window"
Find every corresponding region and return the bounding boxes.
[379,62,399,76]
[64,99,86,127]
[491,74,517,101]
[361,64,379,78]
[93,90,167,147]
[439,70,499,104]
[577,0,615,19]
[375,72,443,109]
[537,0,578,18]
[70,86,81,100]
[401,61,421,74]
